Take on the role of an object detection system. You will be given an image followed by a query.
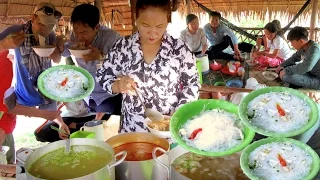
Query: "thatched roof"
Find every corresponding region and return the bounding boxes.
[0,0,94,31]
[178,0,320,21]
[102,0,132,36]
[0,0,319,36]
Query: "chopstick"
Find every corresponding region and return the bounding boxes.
[50,125,70,136]
[200,84,253,93]
[9,34,34,37]
[35,103,65,133]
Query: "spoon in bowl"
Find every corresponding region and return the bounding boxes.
[133,87,164,121]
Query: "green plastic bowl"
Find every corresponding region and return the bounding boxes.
[240,137,320,180]
[37,65,94,102]
[238,86,319,137]
[170,99,255,156]
[70,131,95,139]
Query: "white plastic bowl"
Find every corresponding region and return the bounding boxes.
[148,126,171,139]
[246,59,257,66]
[69,49,91,58]
[32,46,55,57]
[262,71,278,81]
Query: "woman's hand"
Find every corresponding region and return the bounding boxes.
[112,76,136,94]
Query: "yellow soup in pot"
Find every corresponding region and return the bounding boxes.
[28,145,112,179]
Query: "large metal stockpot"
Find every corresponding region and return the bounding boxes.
[24,138,127,180]
[153,146,248,180]
[106,132,170,180]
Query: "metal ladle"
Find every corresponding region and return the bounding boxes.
[133,87,164,121]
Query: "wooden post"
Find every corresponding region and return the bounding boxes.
[309,0,319,41]
[186,0,191,14]
[94,0,106,23]
[130,0,137,33]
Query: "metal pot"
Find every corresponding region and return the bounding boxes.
[106,132,170,180]
[24,138,127,180]
[153,146,248,180]
[153,145,189,179]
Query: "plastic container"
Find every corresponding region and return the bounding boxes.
[196,61,203,84]
[70,130,96,139]
[196,54,209,74]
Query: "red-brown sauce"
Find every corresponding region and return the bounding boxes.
[114,142,165,161]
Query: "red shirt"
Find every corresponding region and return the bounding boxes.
[0,50,16,134]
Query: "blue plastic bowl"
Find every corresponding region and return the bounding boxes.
[226,79,243,88]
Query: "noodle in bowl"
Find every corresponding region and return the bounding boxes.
[179,109,244,152]
[38,65,94,102]
[240,138,320,180]
[247,92,311,133]
[43,68,89,99]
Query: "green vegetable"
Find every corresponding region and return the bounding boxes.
[83,83,88,91]
[249,160,257,170]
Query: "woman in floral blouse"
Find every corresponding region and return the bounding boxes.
[97,0,200,133]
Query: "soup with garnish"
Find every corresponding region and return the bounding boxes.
[172,152,249,180]
[114,142,165,161]
[147,119,170,131]
[28,145,112,179]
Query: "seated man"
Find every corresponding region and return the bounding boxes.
[278,26,320,90]
[180,14,208,56]
[55,4,122,120]
[203,11,241,61]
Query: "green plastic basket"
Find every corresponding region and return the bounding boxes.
[37,65,94,102]
[170,99,255,156]
[240,137,320,180]
[238,86,319,137]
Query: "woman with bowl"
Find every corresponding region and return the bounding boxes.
[97,0,200,133]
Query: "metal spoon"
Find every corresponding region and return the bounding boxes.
[50,126,70,153]
[133,87,164,121]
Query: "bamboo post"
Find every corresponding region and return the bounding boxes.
[130,0,137,33]
[309,0,319,41]
[186,0,191,14]
[94,0,105,23]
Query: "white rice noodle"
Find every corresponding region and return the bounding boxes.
[43,68,89,99]
[249,142,312,180]
[179,109,244,152]
[247,92,311,133]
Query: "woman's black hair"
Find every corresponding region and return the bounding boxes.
[287,26,309,41]
[264,22,284,38]
[71,4,100,29]
[136,0,179,22]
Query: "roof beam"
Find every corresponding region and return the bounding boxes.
[106,2,129,6]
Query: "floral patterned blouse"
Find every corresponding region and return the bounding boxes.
[97,32,200,133]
